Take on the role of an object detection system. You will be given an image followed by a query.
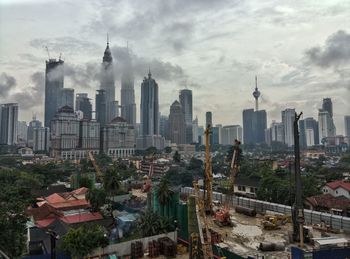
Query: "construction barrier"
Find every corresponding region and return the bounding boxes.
[181,187,350,233]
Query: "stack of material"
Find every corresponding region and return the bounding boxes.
[177,244,187,255]
[148,240,160,258]
[131,241,143,258]
[158,237,176,257]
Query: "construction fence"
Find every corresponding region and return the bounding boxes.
[181,187,350,233]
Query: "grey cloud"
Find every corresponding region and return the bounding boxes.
[0,72,16,98]
[305,30,350,68]
[10,72,45,109]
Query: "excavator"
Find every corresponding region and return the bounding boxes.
[213,139,241,227]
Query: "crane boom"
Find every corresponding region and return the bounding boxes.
[193,181,213,259]
[226,139,241,210]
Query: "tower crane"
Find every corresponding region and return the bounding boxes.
[204,124,213,214]
[214,139,241,227]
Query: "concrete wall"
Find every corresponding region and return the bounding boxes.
[181,187,350,233]
[89,231,176,257]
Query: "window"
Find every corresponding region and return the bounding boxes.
[250,187,255,193]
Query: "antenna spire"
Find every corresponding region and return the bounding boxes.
[148,66,152,78]
[107,33,109,45]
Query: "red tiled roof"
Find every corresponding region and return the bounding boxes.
[306,193,350,210]
[61,212,103,224]
[49,199,90,210]
[36,218,56,228]
[27,203,63,221]
[326,180,350,191]
[45,193,67,203]
[71,187,88,196]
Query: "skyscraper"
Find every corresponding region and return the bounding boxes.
[192,116,199,143]
[140,70,159,136]
[282,108,295,147]
[345,116,350,137]
[205,111,212,127]
[159,115,169,139]
[96,90,107,127]
[221,125,242,145]
[254,110,267,143]
[60,88,74,109]
[271,121,284,143]
[27,115,42,148]
[304,117,319,145]
[0,103,18,145]
[100,38,116,123]
[44,58,64,127]
[120,48,136,126]
[322,98,333,118]
[318,110,335,143]
[17,121,28,142]
[243,108,254,145]
[179,89,193,143]
[76,93,92,120]
[168,100,186,144]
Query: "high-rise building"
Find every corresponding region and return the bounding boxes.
[27,116,42,148]
[198,126,204,145]
[60,88,74,109]
[243,109,254,145]
[345,116,350,137]
[44,58,64,127]
[159,115,169,139]
[79,120,100,151]
[282,108,295,147]
[305,128,315,147]
[221,125,242,145]
[265,128,272,146]
[322,98,333,118]
[33,127,50,152]
[140,70,159,136]
[304,117,319,145]
[270,121,284,143]
[318,109,335,144]
[254,110,267,143]
[168,100,186,144]
[17,121,28,142]
[0,103,18,145]
[299,119,306,148]
[179,89,193,144]
[100,39,116,124]
[120,49,136,126]
[76,93,92,120]
[215,124,223,144]
[101,117,135,157]
[205,111,212,127]
[212,127,220,145]
[192,116,199,143]
[96,90,107,128]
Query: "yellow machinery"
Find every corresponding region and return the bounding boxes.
[204,125,213,214]
[193,181,213,259]
[262,214,291,230]
[88,151,103,181]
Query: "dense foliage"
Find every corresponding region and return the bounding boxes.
[138,210,175,237]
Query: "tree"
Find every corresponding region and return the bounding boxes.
[104,167,121,197]
[188,157,203,171]
[60,224,108,258]
[173,151,181,163]
[164,146,172,154]
[86,188,107,211]
[138,210,174,237]
[157,178,173,216]
[79,175,94,189]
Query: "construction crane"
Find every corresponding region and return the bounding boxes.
[214,139,241,227]
[204,124,213,214]
[88,151,103,181]
[193,181,213,259]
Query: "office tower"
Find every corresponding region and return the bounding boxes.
[254,110,267,143]
[27,116,42,148]
[168,100,186,144]
[215,124,223,144]
[50,106,79,159]
[305,128,315,147]
[33,127,50,152]
[198,126,204,145]
[159,115,169,139]
[205,111,212,127]
[140,70,159,136]
[100,38,116,124]
[60,88,74,109]
[101,117,135,157]
[44,58,64,127]
[299,120,306,148]
[270,121,284,143]
[192,116,199,143]
[304,117,319,145]
[318,109,336,144]
[120,48,136,126]
[96,90,107,127]
[0,103,18,145]
[221,125,243,145]
[79,120,100,151]
[179,89,193,144]
[345,116,350,136]
[243,109,254,144]
[265,128,272,146]
[75,93,92,121]
[17,121,28,142]
[282,108,295,147]
[212,127,220,145]
[253,76,261,111]
[322,98,333,118]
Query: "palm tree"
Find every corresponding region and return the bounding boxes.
[104,167,121,199]
[156,178,172,217]
[86,188,106,212]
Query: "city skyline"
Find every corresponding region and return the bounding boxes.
[0,0,349,134]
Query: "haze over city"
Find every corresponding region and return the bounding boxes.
[1,0,350,133]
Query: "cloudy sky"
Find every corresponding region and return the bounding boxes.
[0,0,349,133]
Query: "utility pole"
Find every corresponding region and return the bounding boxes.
[292,112,305,247]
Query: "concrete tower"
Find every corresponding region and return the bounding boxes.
[252,76,261,111]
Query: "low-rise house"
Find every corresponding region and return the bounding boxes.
[322,180,350,199]
[305,193,350,216]
[233,177,260,198]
